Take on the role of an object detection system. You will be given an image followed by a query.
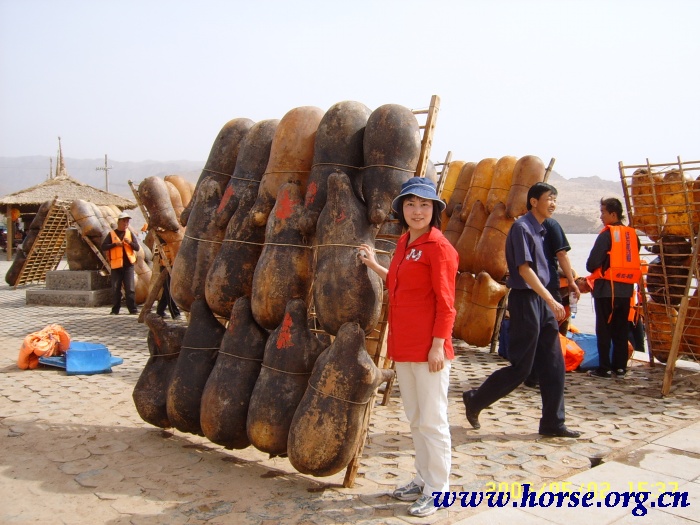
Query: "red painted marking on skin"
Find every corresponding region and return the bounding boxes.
[276,313,293,349]
[217,186,235,214]
[335,210,347,223]
[305,181,318,205]
[275,189,294,219]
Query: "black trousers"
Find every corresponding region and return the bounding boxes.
[111,265,136,313]
[471,289,566,432]
[156,273,180,318]
[594,296,631,372]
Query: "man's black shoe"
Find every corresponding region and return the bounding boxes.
[129,309,139,315]
[539,426,581,438]
[462,390,481,429]
[588,368,612,379]
[110,311,119,315]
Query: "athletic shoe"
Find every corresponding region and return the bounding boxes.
[587,368,612,379]
[614,369,628,379]
[408,494,439,517]
[392,481,423,502]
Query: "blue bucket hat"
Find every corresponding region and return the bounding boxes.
[391,177,446,213]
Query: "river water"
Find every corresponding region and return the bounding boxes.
[560,233,598,334]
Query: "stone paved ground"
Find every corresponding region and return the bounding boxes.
[1,265,700,524]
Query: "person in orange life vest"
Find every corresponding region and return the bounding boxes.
[101,211,141,315]
[586,197,641,379]
[359,177,458,518]
[463,182,581,439]
[577,275,646,354]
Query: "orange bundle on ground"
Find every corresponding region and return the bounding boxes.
[17,324,71,370]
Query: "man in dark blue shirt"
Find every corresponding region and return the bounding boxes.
[462,182,580,438]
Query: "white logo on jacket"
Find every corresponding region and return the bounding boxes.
[406,249,423,261]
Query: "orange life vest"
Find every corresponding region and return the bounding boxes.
[108,230,136,269]
[600,225,642,284]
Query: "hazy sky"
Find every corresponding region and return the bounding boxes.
[1,0,698,181]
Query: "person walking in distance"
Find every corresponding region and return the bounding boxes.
[360,177,458,518]
[586,197,641,379]
[102,211,141,315]
[462,182,580,438]
[155,234,181,320]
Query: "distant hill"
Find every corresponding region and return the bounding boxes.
[546,171,624,233]
[0,156,625,234]
[0,156,203,201]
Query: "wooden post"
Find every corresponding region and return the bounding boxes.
[661,220,700,395]
[435,150,453,197]
[6,206,14,261]
[342,392,375,488]
[138,267,168,324]
[543,158,556,183]
[489,290,509,354]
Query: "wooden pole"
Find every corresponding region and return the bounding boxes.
[543,157,556,183]
[96,155,112,192]
[138,267,168,324]
[6,205,13,261]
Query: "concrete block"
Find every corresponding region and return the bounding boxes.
[45,270,110,291]
[26,288,113,307]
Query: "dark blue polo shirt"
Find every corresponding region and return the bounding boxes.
[505,211,550,290]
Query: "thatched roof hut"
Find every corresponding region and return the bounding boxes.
[0,141,136,214]
[0,139,137,258]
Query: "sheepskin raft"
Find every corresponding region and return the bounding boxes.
[288,322,394,477]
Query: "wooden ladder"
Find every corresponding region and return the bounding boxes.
[412,95,441,179]
[15,199,70,287]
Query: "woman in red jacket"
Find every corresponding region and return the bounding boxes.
[360,177,458,518]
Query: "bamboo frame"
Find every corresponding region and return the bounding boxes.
[617,157,700,395]
[14,198,71,287]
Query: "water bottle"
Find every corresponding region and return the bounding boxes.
[569,291,578,318]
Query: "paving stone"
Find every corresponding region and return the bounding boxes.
[485,450,531,466]
[544,450,591,469]
[520,458,571,479]
[590,433,635,449]
[74,467,125,488]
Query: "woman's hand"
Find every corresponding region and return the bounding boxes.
[359,243,388,282]
[358,243,377,267]
[428,338,446,372]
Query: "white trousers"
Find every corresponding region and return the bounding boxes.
[395,361,452,495]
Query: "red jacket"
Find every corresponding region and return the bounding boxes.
[386,227,459,362]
